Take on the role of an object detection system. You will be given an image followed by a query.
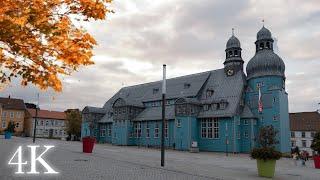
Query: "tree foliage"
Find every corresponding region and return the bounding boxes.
[251,125,282,160]
[5,121,16,133]
[311,131,320,153]
[0,0,113,91]
[65,109,82,137]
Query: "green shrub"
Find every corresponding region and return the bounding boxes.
[251,147,282,161]
[250,125,282,160]
[311,131,320,154]
[5,121,16,133]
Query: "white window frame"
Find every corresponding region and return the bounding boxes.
[2,121,6,128]
[301,132,306,138]
[137,122,141,138]
[244,131,249,138]
[10,112,14,118]
[154,123,159,138]
[108,124,112,137]
[146,122,150,138]
[302,140,307,148]
[100,126,106,137]
[165,121,168,138]
[2,111,7,118]
[201,118,219,139]
[176,119,181,127]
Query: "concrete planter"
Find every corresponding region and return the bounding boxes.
[256,159,276,178]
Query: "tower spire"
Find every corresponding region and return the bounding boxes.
[262,19,265,27]
[232,28,234,36]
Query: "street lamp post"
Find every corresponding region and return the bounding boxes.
[161,64,166,167]
[33,93,39,143]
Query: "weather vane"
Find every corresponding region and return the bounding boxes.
[262,19,265,26]
[232,28,234,36]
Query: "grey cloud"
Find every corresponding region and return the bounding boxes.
[1,0,319,112]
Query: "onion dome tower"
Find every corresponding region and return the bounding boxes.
[224,29,244,76]
[246,26,285,80]
[245,25,290,153]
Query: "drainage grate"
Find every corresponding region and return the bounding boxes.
[74,159,89,162]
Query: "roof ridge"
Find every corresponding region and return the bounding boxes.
[121,69,223,89]
[290,111,319,114]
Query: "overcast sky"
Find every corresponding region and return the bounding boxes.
[1,0,320,113]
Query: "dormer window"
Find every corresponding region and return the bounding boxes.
[219,100,228,110]
[184,83,191,89]
[211,103,217,110]
[203,104,209,111]
[153,88,159,94]
[206,89,214,98]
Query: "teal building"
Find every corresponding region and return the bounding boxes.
[81,26,290,153]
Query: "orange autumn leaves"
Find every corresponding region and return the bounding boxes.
[0,0,113,91]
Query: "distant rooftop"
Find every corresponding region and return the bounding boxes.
[27,108,66,120]
[290,111,320,131]
[0,97,25,110]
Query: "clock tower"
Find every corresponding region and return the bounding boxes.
[224,30,244,76]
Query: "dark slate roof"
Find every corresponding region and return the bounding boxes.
[82,106,105,114]
[246,49,285,80]
[257,26,272,40]
[99,114,113,123]
[102,71,211,112]
[134,106,175,121]
[0,97,25,110]
[96,68,245,120]
[198,69,246,118]
[290,112,320,131]
[241,105,257,119]
[226,35,241,49]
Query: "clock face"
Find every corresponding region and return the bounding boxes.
[227,69,234,76]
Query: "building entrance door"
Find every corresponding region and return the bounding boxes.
[49,129,53,138]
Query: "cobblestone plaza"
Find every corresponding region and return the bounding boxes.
[1,136,319,180]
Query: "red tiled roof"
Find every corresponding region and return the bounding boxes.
[290,112,320,131]
[27,108,66,120]
[0,97,25,110]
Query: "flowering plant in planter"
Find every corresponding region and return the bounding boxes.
[310,131,320,168]
[250,125,281,178]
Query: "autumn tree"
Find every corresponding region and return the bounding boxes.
[0,0,113,91]
[65,109,82,138]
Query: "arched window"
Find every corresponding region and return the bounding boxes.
[259,42,264,49]
[266,42,270,49]
[229,51,233,56]
[234,50,238,56]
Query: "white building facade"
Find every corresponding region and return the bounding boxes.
[25,108,67,138]
[290,112,320,155]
